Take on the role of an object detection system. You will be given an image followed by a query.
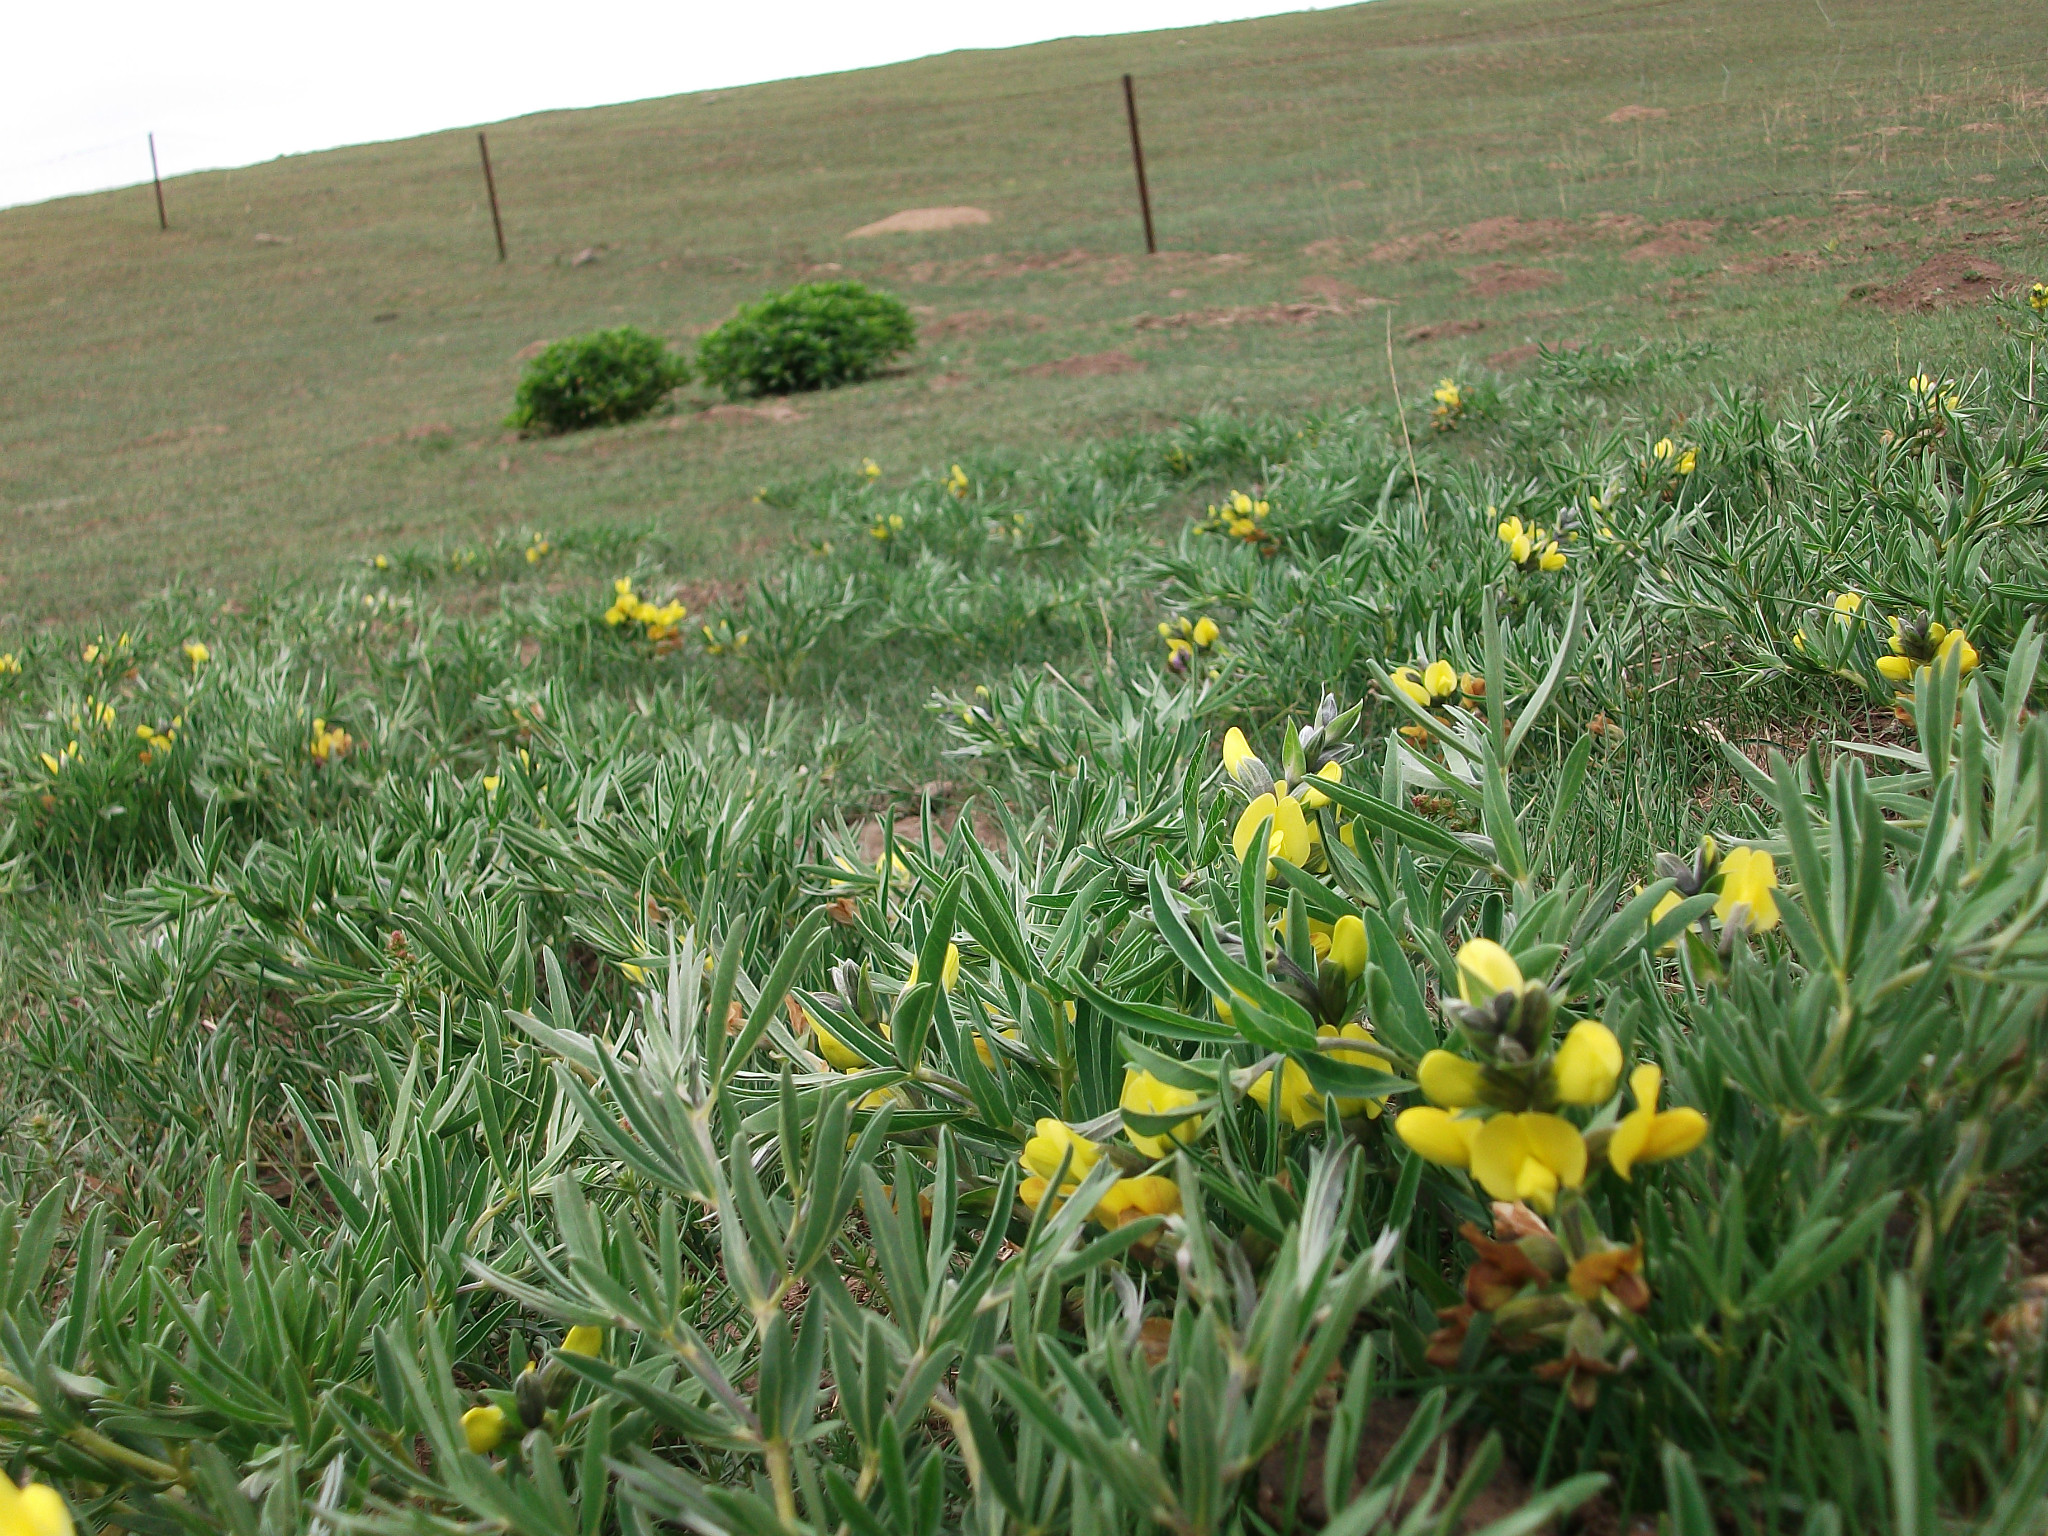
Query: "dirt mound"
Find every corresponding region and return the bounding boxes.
[1021,350,1144,379]
[1857,253,2031,311]
[514,339,552,362]
[1460,263,1563,297]
[1133,299,1376,330]
[1299,274,1366,303]
[923,308,1050,339]
[1604,104,1668,123]
[701,400,805,424]
[1367,215,1574,262]
[1401,318,1486,344]
[1301,237,1347,261]
[848,206,992,238]
[1623,220,1722,263]
[1485,343,1542,369]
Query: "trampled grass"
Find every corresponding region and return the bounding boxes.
[3,0,2046,619]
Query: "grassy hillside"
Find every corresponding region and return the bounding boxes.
[2,0,2045,620]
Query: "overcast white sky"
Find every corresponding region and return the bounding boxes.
[3,0,1349,210]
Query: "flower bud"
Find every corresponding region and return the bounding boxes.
[1549,1021,1623,1106]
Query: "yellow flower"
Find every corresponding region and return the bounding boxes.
[1713,846,1779,933]
[1328,913,1368,979]
[1233,792,1312,870]
[1301,758,1342,809]
[1831,590,1862,625]
[1191,615,1220,648]
[1019,1119,1102,1209]
[1652,437,1675,461]
[1093,1175,1181,1226]
[374,554,390,570]
[1468,1112,1587,1212]
[1549,1021,1623,1106]
[1675,449,1697,475]
[1432,379,1462,408]
[1121,1069,1201,1158]
[1606,1063,1708,1179]
[811,1018,876,1071]
[906,942,962,993]
[560,1325,603,1357]
[2030,283,2048,315]
[482,775,501,794]
[1453,938,1524,1005]
[1394,1106,1483,1168]
[462,1404,508,1455]
[862,457,881,479]
[1250,1023,1391,1126]
[0,654,17,676]
[183,641,210,668]
[1222,726,1257,778]
[309,719,353,763]
[1496,516,1564,573]
[0,1477,71,1536]
[946,464,970,498]
[1415,1048,1485,1107]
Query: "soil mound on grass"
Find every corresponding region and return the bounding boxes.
[848,207,992,238]
[1858,252,2030,311]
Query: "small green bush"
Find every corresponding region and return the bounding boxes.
[696,280,916,399]
[506,326,689,433]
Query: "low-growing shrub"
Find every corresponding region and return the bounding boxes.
[506,325,689,433]
[696,280,916,399]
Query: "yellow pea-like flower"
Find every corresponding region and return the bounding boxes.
[560,1326,604,1357]
[1714,847,1779,933]
[1453,938,1524,1004]
[1233,792,1312,869]
[1222,726,1256,777]
[1468,1112,1587,1213]
[1093,1174,1182,1226]
[1549,1020,1624,1106]
[1606,1064,1708,1179]
[1328,914,1368,979]
[1192,615,1219,648]
[1394,1106,1483,1168]
[1121,1070,1202,1158]
[1301,758,1342,808]
[1416,1049,1487,1107]
[1021,1118,1101,1188]
[462,1404,508,1455]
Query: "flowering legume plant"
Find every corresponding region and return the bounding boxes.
[4,332,2048,1534]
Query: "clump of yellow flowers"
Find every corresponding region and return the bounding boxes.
[1430,378,1465,432]
[135,717,180,764]
[945,464,970,498]
[2030,283,2048,315]
[869,512,906,541]
[1195,490,1277,554]
[1876,611,1977,691]
[524,533,552,564]
[1650,437,1698,476]
[1647,835,1780,957]
[0,654,19,676]
[1243,915,1395,1127]
[862,457,881,479]
[309,719,353,763]
[1906,373,1960,412]
[1220,693,1360,873]
[1159,613,1220,674]
[603,577,688,642]
[462,1326,607,1456]
[701,618,750,656]
[183,641,210,669]
[1394,939,1705,1212]
[1497,513,1566,573]
[1790,590,1867,683]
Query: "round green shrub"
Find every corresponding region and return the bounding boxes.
[696,281,917,400]
[506,326,690,433]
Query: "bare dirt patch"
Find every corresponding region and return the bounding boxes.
[128,424,228,451]
[1402,318,1486,344]
[1460,262,1563,297]
[1604,104,1668,123]
[848,206,992,238]
[698,400,806,424]
[1133,298,1379,330]
[922,308,1050,340]
[1021,350,1144,379]
[1623,220,1722,263]
[1301,237,1347,261]
[369,422,455,447]
[514,339,552,362]
[1856,252,2033,311]
[1367,215,1575,262]
[1485,343,1542,369]
[1723,251,1832,276]
[1299,274,1366,303]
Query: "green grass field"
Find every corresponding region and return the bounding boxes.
[4,0,2045,620]
[4,4,2048,1532]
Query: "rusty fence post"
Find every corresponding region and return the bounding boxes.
[478,131,507,261]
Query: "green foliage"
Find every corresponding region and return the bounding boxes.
[506,326,690,433]
[696,281,917,400]
[5,341,2048,1535]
